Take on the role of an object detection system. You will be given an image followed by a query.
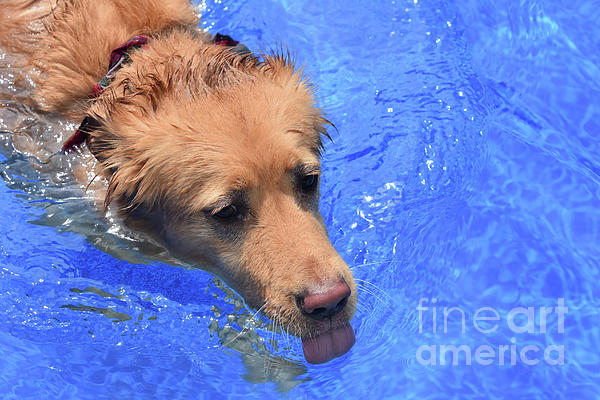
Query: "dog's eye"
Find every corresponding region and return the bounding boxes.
[300,174,319,192]
[214,205,241,220]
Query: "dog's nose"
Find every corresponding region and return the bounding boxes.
[297,280,351,320]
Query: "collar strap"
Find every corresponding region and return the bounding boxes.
[62,35,150,152]
[92,35,150,97]
[62,33,246,153]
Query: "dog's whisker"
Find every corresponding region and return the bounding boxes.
[350,259,390,270]
[355,284,395,312]
[220,300,269,349]
[275,314,285,349]
[354,301,376,319]
[355,283,388,303]
[354,277,394,301]
[263,314,278,380]
[277,314,292,350]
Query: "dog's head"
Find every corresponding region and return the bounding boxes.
[87,32,356,364]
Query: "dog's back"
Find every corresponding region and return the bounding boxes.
[0,0,199,118]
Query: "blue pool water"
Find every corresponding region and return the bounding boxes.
[1,0,599,398]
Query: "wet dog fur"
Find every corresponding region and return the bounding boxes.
[0,0,357,362]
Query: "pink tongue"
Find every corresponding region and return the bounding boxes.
[301,324,355,364]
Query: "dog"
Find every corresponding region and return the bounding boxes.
[0,0,357,364]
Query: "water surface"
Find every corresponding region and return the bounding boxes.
[0,0,598,398]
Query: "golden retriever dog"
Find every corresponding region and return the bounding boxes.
[0,0,357,364]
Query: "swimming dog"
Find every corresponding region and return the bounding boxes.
[0,0,356,364]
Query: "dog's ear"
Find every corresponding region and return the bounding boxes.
[80,115,150,212]
[85,75,193,212]
[262,52,334,154]
[261,50,300,85]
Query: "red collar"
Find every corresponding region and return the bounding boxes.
[62,33,245,153]
[61,35,150,152]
